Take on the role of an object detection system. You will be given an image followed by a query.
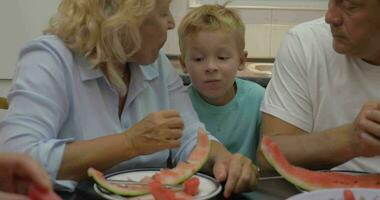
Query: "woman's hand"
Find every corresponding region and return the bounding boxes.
[0,153,52,199]
[354,101,380,157]
[123,110,184,156]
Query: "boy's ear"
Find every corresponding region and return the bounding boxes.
[238,50,248,71]
[179,55,188,74]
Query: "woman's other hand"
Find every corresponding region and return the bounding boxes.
[0,153,52,199]
[123,110,184,155]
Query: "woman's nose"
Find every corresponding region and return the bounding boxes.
[168,12,175,30]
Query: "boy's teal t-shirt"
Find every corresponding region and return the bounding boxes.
[188,78,265,162]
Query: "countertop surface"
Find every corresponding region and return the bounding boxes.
[170,59,273,88]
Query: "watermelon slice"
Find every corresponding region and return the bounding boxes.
[28,185,62,200]
[148,180,193,200]
[88,129,210,196]
[184,177,200,196]
[260,136,380,191]
[153,129,210,185]
[343,189,355,200]
[88,168,150,196]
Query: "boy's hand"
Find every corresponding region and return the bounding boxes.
[213,153,259,198]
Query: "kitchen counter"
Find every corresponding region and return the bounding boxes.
[168,56,273,88]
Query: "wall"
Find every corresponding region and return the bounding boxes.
[163,0,326,58]
[0,0,60,119]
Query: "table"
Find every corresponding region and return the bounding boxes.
[58,176,300,200]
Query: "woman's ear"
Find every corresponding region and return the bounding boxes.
[179,55,188,74]
[238,51,248,71]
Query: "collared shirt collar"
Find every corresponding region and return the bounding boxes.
[76,54,159,82]
[76,54,103,81]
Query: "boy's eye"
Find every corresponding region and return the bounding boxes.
[193,57,204,62]
[218,56,229,60]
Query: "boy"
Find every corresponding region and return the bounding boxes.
[178,4,265,168]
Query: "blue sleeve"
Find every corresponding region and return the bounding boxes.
[0,39,75,189]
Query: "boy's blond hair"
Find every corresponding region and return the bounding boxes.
[178,4,245,55]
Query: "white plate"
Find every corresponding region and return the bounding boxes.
[93,168,222,200]
[286,188,380,200]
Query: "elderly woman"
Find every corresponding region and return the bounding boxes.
[0,0,258,198]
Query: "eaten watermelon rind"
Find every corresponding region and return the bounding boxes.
[260,136,380,191]
[88,129,211,196]
[153,128,211,185]
[88,168,150,196]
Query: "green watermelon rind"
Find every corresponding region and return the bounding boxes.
[260,136,380,191]
[188,129,211,172]
[88,168,150,196]
[260,138,317,191]
[154,129,211,185]
[88,129,211,196]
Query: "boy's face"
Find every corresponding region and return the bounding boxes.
[180,30,246,105]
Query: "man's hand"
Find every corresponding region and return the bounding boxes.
[354,102,380,157]
[123,110,184,156]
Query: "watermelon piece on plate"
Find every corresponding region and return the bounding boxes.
[88,128,210,197]
[184,177,200,196]
[261,136,380,191]
[148,180,193,200]
[343,189,356,200]
[88,168,150,196]
[28,185,62,200]
[153,129,210,185]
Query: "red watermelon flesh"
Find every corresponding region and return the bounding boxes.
[153,129,210,185]
[343,189,355,200]
[148,180,193,200]
[28,185,62,200]
[260,136,380,191]
[184,177,200,196]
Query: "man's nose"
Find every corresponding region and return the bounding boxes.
[325,0,343,26]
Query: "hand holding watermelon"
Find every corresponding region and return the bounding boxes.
[123,110,184,155]
[353,101,380,157]
[0,153,59,200]
[210,144,259,198]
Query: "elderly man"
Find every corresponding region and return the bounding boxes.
[259,0,380,173]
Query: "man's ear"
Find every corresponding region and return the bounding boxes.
[238,50,248,71]
[179,55,188,74]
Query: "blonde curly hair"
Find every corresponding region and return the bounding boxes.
[178,4,245,56]
[45,0,155,95]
